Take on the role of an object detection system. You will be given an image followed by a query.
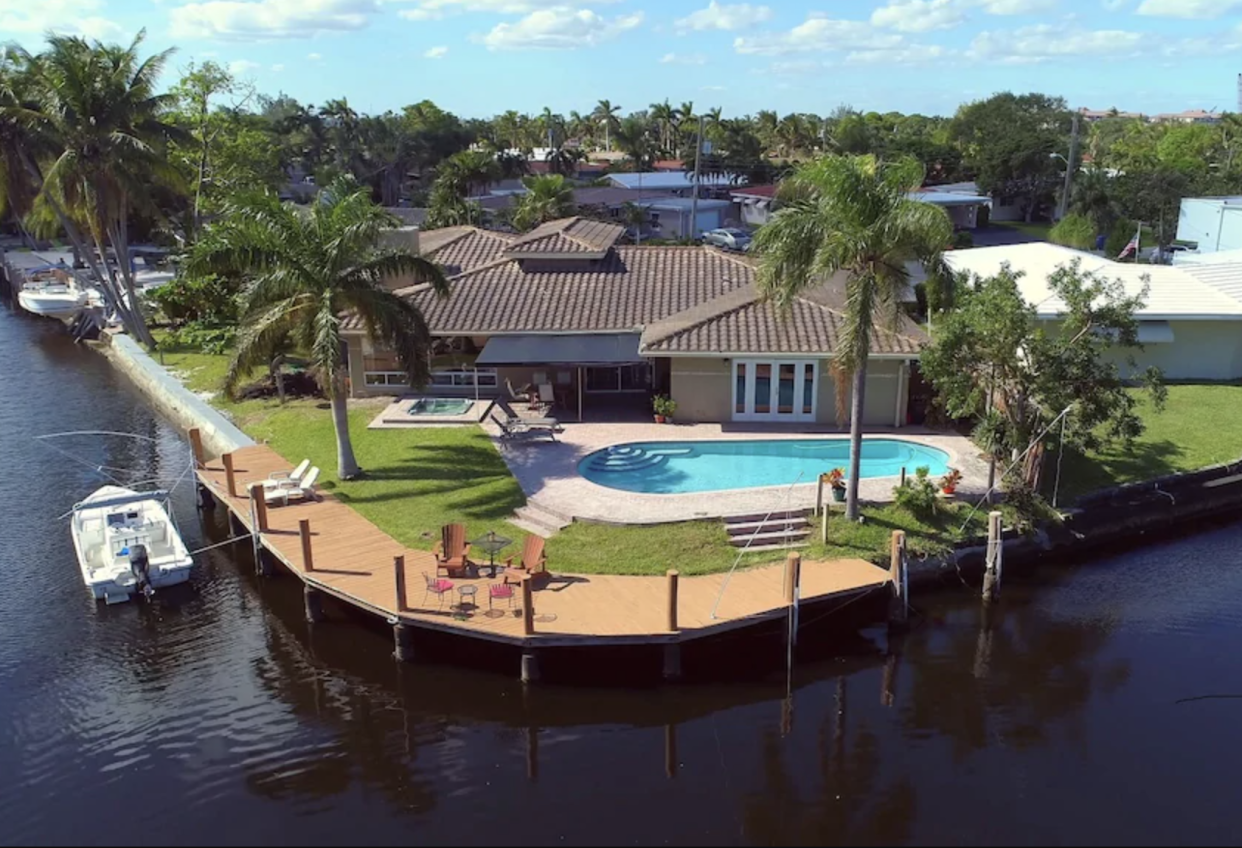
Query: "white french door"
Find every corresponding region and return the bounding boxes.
[731,359,818,422]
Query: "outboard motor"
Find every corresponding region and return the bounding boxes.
[128,544,155,600]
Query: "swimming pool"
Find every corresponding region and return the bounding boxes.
[408,398,474,416]
[578,438,951,495]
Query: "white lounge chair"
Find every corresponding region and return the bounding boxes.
[491,413,560,442]
[265,466,320,505]
[264,458,310,490]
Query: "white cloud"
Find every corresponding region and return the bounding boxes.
[871,0,964,33]
[228,59,262,75]
[734,14,904,55]
[169,0,381,41]
[271,63,285,70]
[0,0,123,39]
[845,43,950,64]
[674,1,772,32]
[751,59,828,75]
[307,51,323,59]
[424,45,449,57]
[659,51,707,65]
[967,23,1145,63]
[974,0,1057,12]
[1100,0,1127,9]
[476,8,643,50]
[1136,0,1242,18]
[392,0,617,20]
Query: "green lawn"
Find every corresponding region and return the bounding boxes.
[994,220,1053,241]
[1052,384,1242,502]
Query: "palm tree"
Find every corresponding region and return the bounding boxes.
[1069,168,1119,234]
[613,116,656,171]
[186,178,449,479]
[592,99,621,151]
[545,143,584,177]
[752,155,951,519]
[23,31,184,347]
[650,100,675,154]
[435,148,499,198]
[511,174,575,231]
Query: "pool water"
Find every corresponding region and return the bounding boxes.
[578,438,951,494]
[408,398,473,416]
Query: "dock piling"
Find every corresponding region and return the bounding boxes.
[304,585,325,624]
[666,569,679,632]
[222,452,236,498]
[393,622,414,663]
[888,530,908,629]
[247,482,269,533]
[299,519,313,572]
[521,575,535,636]
[520,650,540,684]
[982,510,1002,602]
[662,643,682,682]
[188,427,205,469]
[394,555,408,613]
[196,483,215,511]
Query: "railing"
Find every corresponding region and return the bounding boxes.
[363,367,498,389]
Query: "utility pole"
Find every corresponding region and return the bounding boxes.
[689,114,705,242]
[1058,112,1081,221]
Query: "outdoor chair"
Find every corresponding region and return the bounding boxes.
[490,413,560,442]
[488,581,515,611]
[264,458,310,489]
[505,378,532,403]
[504,536,550,588]
[433,523,474,577]
[423,572,455,610]
[537,383,556,410]
[264,466,320,505]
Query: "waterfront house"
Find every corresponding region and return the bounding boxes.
[943,242,1242,381]
[732,183,994,230]
[344,217,925,426]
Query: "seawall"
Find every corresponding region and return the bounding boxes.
[96,332,254,458]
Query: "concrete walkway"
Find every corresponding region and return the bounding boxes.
[483,418,991,525]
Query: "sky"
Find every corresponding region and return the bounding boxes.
[3,0,1242,118]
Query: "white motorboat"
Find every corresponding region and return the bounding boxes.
[70,485,194,604]
[17,276,89,321]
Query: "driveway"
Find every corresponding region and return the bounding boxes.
[969,225,1049,247]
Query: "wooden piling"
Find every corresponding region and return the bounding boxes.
[815,474,825,517]
[247,482,268,533]
[520,650,540,684]
[664,723,678,779]
[304,585,324,624]
[888,530,908,628]
[299,519,313,572]
[662,643,682,682]
[899,466,907,487]
[522,574,535,636]
[222,452,236,498]
[188,427,205,469]
[666,569,679,632]
[394,555,408,613]
[784,551,801,606]
[393,623,414,663]
[982,510,1002,602]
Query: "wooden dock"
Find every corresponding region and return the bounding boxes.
[194,442,894,673]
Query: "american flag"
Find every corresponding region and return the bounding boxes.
[1116,226,1141,260]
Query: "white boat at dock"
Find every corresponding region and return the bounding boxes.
[70,485,194,604]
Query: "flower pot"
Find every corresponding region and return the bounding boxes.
[942,486,956,496]
[664,417,673,424]
[831,486,846,503]
[654,414,665,424]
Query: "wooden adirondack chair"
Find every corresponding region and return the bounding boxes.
[504,536,549,587]
[433,523,473,577]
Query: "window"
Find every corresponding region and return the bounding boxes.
[585,364,651,393]
[735,363,747,414]
[754,364,771,414]
[428,368,498,388]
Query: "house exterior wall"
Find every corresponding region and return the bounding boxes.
[735,199,771,227]
[1107,320,1242,380]
[668,357,732,422]
[1177,199,1242,253]
[988,194,1025,222]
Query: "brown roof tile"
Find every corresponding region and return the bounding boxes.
[503,216,625,257]
[640,282,925,356]
[419,227,514,276]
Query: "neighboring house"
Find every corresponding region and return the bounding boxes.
[1152,110,1221,125]
[944,242,1242,381]
[344,216,926,427]
[1078,108,1145,122]
[731,183,992,230]
[633,197,733,239]
[606,171,742,193]
[1176,197,1242,254]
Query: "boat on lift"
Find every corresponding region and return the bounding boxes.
[70,485,194,604]
[15,263,102,323]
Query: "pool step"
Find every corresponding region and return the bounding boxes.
[725,517,810,537]
[723,510,813,550]
[585,454,670,473]
[511,501,572,539]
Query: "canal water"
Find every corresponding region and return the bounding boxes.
[3,300,1242,846]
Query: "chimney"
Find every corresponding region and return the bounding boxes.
[380,225,420,256]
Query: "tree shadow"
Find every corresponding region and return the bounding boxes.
[1050,439,1185,503]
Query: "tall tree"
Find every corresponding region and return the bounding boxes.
[613,115,656,171]
[592,99,621,151]
[511,174,574,231]
[186,178,449,479]
[752,155,951,519]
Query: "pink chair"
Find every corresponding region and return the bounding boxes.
[423,572,455,610]
[488,581,515,611]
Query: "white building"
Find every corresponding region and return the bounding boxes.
[730,183,992,230]
[633,197,733,239]
[944,242,1242,381]
[1176,197,1242,254]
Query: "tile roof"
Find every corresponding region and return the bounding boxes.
[640,281,926,356]
[503,216,625,257]
[418,227,515,276]
[396,245,757,334]
[730,184,778,199]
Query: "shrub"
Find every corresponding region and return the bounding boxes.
[893,466,940,519]
[1103,218,1137,259]
[165,321,238,356]
[950,230,974,249]
[147,274,240,326]
[1049,213,1097,251]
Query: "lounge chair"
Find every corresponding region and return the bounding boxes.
[264,458,310,490]
[433,523,474,577]
[491,413,560,442]
[537,383,556,411]
[265,465,320,505]
[505,378,531,403]
[504,536,550,588]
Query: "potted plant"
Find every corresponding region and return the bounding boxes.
[652,394,671,424]
[940,468,962,495]
[825,467,847,502]
[659,395,677,423]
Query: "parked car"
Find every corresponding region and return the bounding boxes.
[1139,243,1196,264]
[701,228,752,252]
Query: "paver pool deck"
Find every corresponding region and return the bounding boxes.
[485,419,989,524]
